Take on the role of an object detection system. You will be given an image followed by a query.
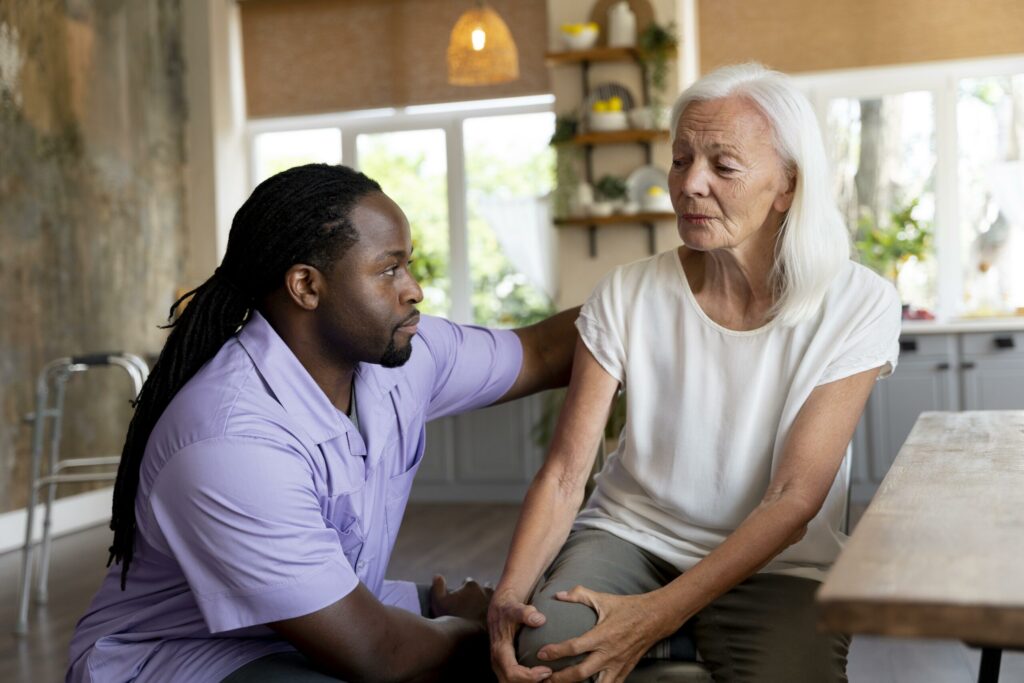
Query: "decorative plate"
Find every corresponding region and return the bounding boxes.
[626,164,669,205]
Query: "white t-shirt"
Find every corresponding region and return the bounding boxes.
[574,249,901,582]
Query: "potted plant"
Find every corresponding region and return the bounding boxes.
[637,21,678,127]
[595,174,627,202]
[550,115,580,218]
[855,197,932,307]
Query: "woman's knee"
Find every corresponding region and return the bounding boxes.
[515,588,597,670]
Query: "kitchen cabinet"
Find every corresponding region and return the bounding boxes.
[851,327,1024,503]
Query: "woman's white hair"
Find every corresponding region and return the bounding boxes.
[669,62,850,326]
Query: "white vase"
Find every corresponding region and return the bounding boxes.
[607,1,636,48]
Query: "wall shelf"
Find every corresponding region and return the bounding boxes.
[554,212,674,226]
[564,129,669,146]
[549,42,676,258]
[555,212,675,257]
[545,47,641,66]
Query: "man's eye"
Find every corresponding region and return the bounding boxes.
[383,265,398,276]
[717,165,736,173]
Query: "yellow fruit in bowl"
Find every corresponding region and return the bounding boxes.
[560,22,599,50]
[646,185,665,196]
[608,96,623,112]
[592,100,609,113]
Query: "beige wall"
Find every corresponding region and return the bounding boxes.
[698,0,1024,74]
[548,0,680,309]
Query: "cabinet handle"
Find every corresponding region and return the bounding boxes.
[935,362,950,371]
[961,361,977,370]
[994,336,1015,349]
[899,339,918,352]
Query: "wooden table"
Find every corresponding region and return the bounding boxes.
[818,411,1024,683]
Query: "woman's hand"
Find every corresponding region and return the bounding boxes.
[488,588,553,682]
[539,588,679,683]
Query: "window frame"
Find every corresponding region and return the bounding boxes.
[792,54,1024,320]
[245,95,555,324]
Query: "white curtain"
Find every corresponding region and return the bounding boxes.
[475,195,557,302]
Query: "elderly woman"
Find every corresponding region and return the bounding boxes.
[488,63,901,683]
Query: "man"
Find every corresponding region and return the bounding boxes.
[67,164,577,682]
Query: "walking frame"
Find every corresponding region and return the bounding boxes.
[14,352,148,636]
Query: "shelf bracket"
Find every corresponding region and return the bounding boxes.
[588,225,598,258]
[645,222,656,255]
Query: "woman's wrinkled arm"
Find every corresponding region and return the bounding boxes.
[488,340,620,683]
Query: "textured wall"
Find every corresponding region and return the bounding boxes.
[0,0,187,512]
[699,0,1024,74]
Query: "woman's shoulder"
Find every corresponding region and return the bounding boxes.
[822,260,901,317]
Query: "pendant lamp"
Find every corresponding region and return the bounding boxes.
[447,2,519,86]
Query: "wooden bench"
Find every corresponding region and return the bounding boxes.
[817,411,1024,682]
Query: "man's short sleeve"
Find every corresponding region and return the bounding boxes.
[148,437,359,634]
[416,316,524,421]
[575,270,627,383]
[818,277,902,386]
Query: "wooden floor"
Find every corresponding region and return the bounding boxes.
[2,503,1021,682]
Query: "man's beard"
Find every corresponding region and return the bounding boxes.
[379,335,413,368]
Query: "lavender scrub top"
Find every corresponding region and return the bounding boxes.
[66,312,523,683]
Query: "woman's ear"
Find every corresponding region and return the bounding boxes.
[283,264,322,311]
[774,171,797,213]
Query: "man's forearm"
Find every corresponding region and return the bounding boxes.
[406,615,491,683]
[272,585,490,683]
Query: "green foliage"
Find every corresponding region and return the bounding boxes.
[550,115,581,218]
[552,146,580,219]
[595,174,627,200]
[550,115,579,144]
[855,197,932,282]
[637,21,678,113]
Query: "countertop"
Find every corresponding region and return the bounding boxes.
[901,317,1024,335]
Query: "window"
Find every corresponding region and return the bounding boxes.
[824,92,937,314]
[357,129,451,317]
[247,96,556,327]
[957,74,1024,316]
[252,128,341,184]
[798,56,1024,320]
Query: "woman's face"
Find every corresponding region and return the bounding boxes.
[668,96,795,253]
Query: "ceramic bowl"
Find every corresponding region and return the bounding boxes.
[560,25,599,51]
[589,201,614,216]
[628,108,653,129]
[641,193,674,212]
[589,111,629,132]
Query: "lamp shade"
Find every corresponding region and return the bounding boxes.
[447,5,519,86]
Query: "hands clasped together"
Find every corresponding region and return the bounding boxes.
[488,586,678,683]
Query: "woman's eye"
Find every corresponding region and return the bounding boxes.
[717,165,737,174]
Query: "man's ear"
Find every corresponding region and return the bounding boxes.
[283,264,323,311]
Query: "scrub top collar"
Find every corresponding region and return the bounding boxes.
[237,311,398,449]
